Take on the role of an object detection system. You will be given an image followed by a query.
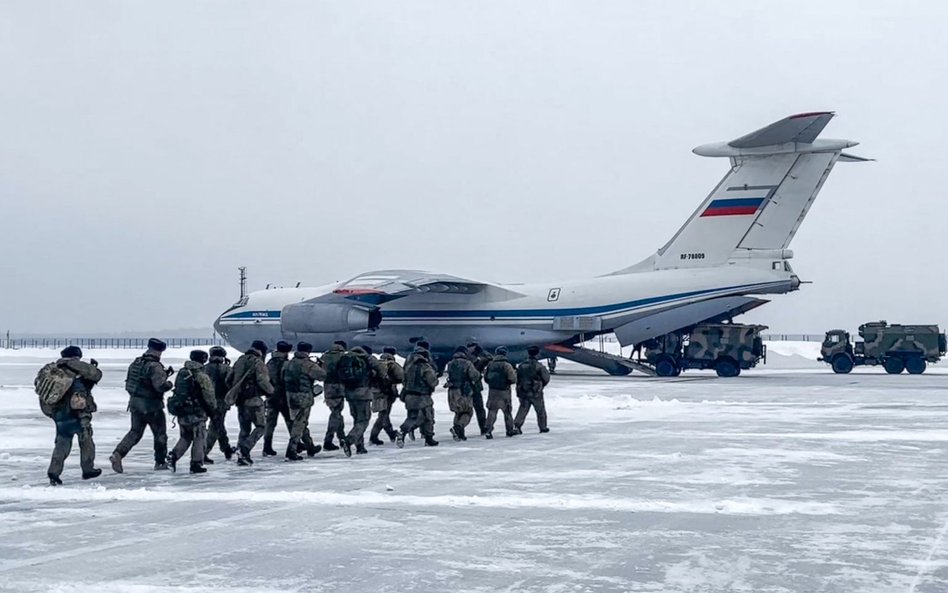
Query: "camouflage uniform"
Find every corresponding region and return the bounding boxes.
[445,351,481,440]
[344,347,376,453]
[45,357,102,481]
[169,360,216,469]
[483,355,517,437]
[204,352,234,458]
[113,349,174,467]
[398,349,439,443]
[282,351,326,458]
[226,347,274,461]
[263,351,293,455]
[467,346,492,434]
[320,343,348,449]
[514,355,552,432]
[370,353,404,444]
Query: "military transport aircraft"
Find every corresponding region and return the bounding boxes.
[214,112,867,372]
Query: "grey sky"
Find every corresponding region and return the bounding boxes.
[1,1,945,335]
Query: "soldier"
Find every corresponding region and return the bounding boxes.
[167,350,216,474]
[263,341,294,457]
[204,346,235,462]
[466,342,492,434]
[397,348,439,447]
[226,339,274,466]
[39,346,103,485]
[342,346,375,455]
[483,346,517,439]
[282,342,325,461]
[445,345,481,441]
[110,338,174,473]
[514,345,552,434]
[369,346,403,445]
[320,340,350,455]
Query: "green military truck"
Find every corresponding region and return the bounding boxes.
[819,321,947,374]
[644,323,768,378]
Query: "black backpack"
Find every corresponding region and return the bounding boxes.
[337,352,368,387]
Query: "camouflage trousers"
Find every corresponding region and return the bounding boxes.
[237,405,266,455]
[370,395,399,442]
[114,409,167,464]
[171,420,207,464]
[205,406,232,455]
[48,416,95,477]
[346,399,372,448]
[323,396,347,446]
[448,390,474,430]
[287,404,317,453]
[400,405,435,438]
[264,396,292,451]
[471,388,487,434]
[485,389,514,435]
[514,395,547,431]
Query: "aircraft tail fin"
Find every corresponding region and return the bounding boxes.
[618,112,865,273]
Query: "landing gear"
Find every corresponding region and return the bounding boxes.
[831,353,854,374]
[883,357,905,374]
[905,357,927,375]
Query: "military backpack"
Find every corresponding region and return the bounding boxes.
[518,361,545,395]
[283,360,305,393]
[167,369,198,417]
[337,352,368,388]
[486,362,512,390]
[446,359,473,396]
[34,362,76,406]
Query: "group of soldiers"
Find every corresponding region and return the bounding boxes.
[39,337,552,484]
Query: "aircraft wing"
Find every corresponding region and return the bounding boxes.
[324,270,508,306]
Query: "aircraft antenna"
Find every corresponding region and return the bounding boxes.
[238,266,248,299]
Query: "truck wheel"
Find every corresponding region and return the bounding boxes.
[655,357,678,377]
[905,357,927,375]
[715,358,739,378]
[831,354,854,374]
[883,357,905,374]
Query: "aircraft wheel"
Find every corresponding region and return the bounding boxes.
[655,357,678,377]
[831,354,854,374]
[905,357,927,375]
[883,357,905,374]
[714,357,739,378]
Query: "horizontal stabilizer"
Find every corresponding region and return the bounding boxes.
[730,112,834,148]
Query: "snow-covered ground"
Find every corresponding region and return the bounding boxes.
[1,344,947,592]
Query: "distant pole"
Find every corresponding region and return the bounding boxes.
[238,266,247,300]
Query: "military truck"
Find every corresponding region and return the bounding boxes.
[819,321,947,374]
[644,323,768,377]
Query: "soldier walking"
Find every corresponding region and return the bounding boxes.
[110,338,174,473]
[167,350,216,474]
[514,346,552,434]
[320,340,350,455]
[369,346,403,445]
[204,346,236,462]
[38,346,103,485]
[280,342,324,460]
[339,346,374,455]
[483,346,517,439]
[466,342,492,434]
[263,341,294,456]
[227,340,274,466]
[397,348,439,447]
[445,346,481,441]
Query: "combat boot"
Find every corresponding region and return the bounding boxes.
[109,452,124,474]
[539,428,550,434]
[323,441,340,451]
[203,456,215,465]
[189,462,207,474]
[154,461,169,471]
[48,473,63,486]
[395,431,406,449]
[236,449,253,466]
[424,436,439,447]
[167,452,178,473]
[285,448,303,462]
[340,437,352,458]
[262,441,278,457]
[408,430,416,441]
[484,431,493,440]
[512,427,523,436]
[458,426,467,441]
[223,446,237,461]
[450,427,461,442]
[356,444,368,455]
[82,468,102,480]
[306,444,322,457]
[369,437,385,446]
[386,428,398,442]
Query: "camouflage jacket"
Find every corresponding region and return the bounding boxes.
[171,360,216,422]
[344,348,374,401]
[378,353,404,398]
[403,355,438,396]
[226,348,274,407]
[484,356,516,391]
[445,352,480,397]
[320,343,346,386]
[516,358,551,398]
[125,350,173,413]
[283,352,326,409]
[205,355,231,406]
[266,351,290,404]
[48,357,103,420]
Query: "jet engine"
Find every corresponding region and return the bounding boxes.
[281,302,381,334]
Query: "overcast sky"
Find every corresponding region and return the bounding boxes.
[1,1,946,335]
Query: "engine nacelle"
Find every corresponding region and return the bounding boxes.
[281,302,379,334]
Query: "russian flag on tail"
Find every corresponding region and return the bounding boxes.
[700,197,766,217]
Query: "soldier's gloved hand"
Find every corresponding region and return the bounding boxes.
[166,365,175,376]
[90,358,99,367]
